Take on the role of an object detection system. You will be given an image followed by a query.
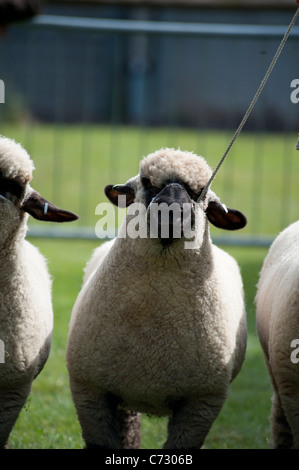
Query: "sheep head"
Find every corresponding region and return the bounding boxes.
[105,148,247,246]
[0,136,78,241]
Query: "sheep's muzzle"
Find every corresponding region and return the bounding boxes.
[146,183,195,245]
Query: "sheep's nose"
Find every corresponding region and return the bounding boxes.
[147,183,194,244]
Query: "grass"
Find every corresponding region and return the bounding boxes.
[8,239,272,449]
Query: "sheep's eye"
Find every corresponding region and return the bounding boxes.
[183,186,197,202]
[141,177,160,193]
[0,175,24,201]
[180,182,199,202]
[141,177,152,189]
[196,187,206,200]
[141,177,161,206]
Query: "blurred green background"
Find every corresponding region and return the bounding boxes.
[2,124,298,240]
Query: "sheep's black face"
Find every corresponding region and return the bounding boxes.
[0,173,28,239]
[145,181,196,245]
[0,171,25,205]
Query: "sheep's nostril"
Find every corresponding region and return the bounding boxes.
[147,202,194,242]
[146,183,195,243]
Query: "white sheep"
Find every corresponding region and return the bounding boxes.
[0,136,78,448]
[66,147,247,449]
[256,220,299,448]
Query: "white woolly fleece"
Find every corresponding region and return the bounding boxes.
[0,136,52,448]
[140,148,212,194]
[255,220,299,448]
[67,147,247,449]
[0,136,34,184]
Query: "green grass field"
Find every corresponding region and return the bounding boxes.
[1,124,296,448]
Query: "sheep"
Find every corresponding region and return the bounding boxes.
[0,136,78,448]
[256,220,299,449]
[66,147,247,449]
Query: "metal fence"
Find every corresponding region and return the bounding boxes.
[0,13,299,245]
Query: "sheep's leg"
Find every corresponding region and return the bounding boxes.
[116,409,141,449]
[69,378,120,448]
[270,391,293,448]
[261,355,293,448]
[273,391,299,449]
[0,387,30,448]
[164,396,225,449]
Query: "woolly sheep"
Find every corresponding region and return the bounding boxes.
[66,147,247,449]
[0,136,78,448]
[256,220,299,448]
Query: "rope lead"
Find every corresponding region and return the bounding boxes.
[198,7,299,203]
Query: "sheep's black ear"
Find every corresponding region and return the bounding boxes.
[22,191,79,223]
[206,200,247,231]
[104,184,135,207]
